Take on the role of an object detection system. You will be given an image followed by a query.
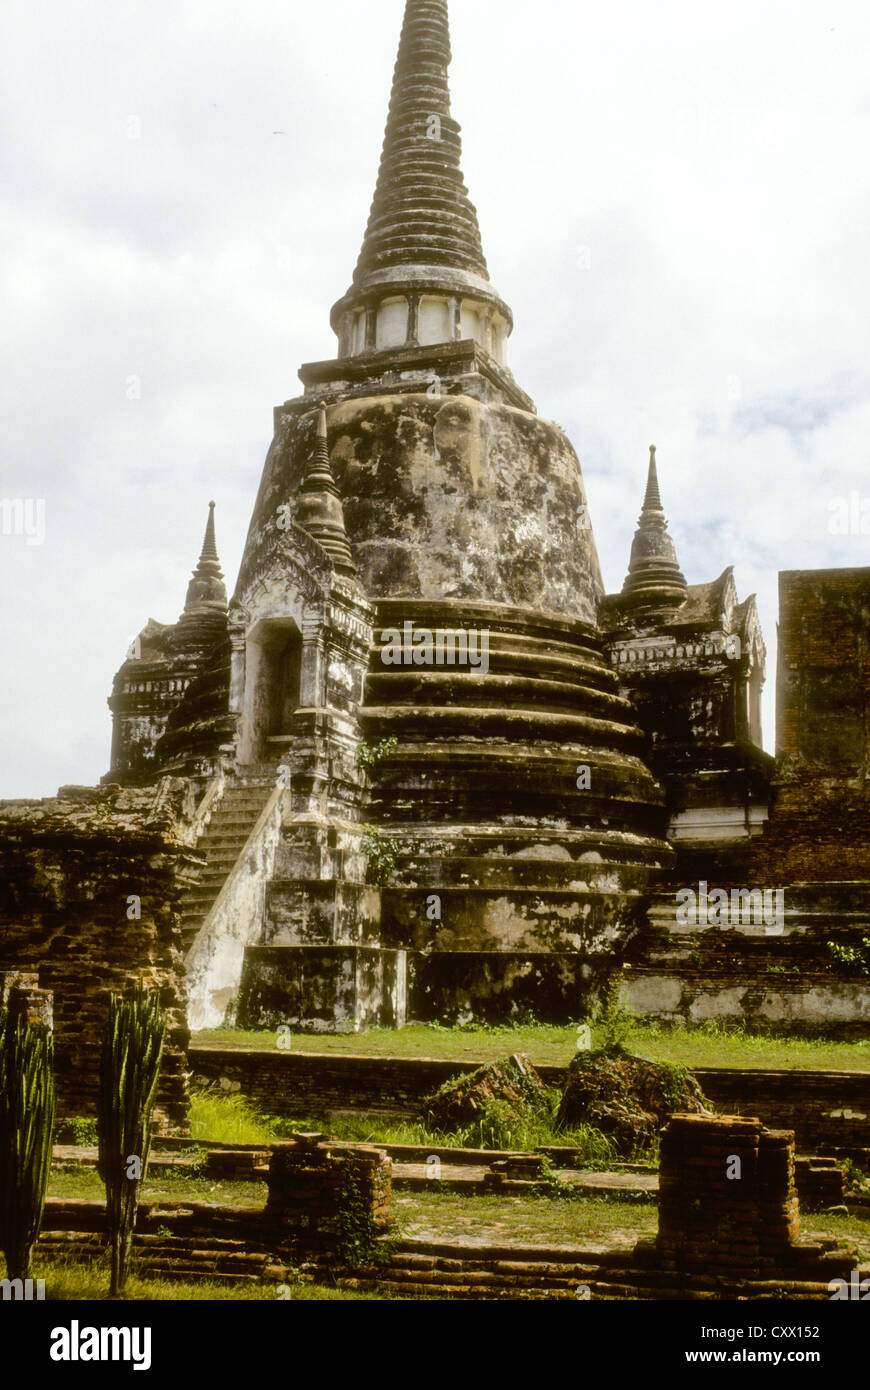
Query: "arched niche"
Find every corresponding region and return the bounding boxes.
[240,616,303,765]
[230,522,373,770]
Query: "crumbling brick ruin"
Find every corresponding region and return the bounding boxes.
[0,782,198,1129]
[265,1135,392,1246]
[625,566,870,1034]
[752,567,870,884]
[635,1113,855,1292]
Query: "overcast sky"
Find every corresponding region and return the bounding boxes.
[1,0,868,797]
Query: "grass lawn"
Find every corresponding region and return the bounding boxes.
[17,1256,408,1300]
[48,1164,266,1209]
[191,1021,870,1072]
[395,1191,657,1248]
[47,1167,870,1265]
[186,1088,632,1161]
[393,1192,870,1260]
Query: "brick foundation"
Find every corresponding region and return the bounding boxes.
[264,1134,392,1244]
[642,1113,853,1282]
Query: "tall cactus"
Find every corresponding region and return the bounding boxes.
[0,1007,56,1282]
[97,984,166,1297]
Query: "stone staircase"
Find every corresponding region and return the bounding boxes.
[181,772,277,954]
[39,1230,279,1287]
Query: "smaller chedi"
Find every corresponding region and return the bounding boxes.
[106,502,231,783]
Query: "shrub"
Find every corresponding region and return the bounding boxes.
[70,1116,99,1147]
[0,1010,56,1281]
[827,939,870,977]
[356,738,398,773]
[589,972,635,1054]
[97,984,166,1297]
[362,826,399,886]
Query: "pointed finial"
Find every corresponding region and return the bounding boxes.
[198,500,220,564]
[620,446,687,613]
[643,445,663,513]
[183,501,227,614]
[294,408,357,577]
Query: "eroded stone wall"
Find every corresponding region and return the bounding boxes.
[0,781,200,1131]
[752,567,870,884]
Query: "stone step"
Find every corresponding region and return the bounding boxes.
[367,823,667,852]
[206,826,265,843]
[179,779,275,946]
[389,857,653,891]
[204,852,248,869]
[207,804,272,821]
[205,819,268,835]
[362,703,645,749]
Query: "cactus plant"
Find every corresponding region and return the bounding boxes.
[0,1008,56,1281]
[97,984,166,1296]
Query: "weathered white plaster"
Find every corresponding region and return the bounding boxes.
[185,786,285,1030]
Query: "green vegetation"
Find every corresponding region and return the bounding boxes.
[396,1190,658,1247]
[394,1190,870,1258]
[67,1117,99,1147]
[98,985,166,1296]
[187,1083,631,1161]
[839,1159,870,1197]
[189,1089,279,1145]
[585,973,635,1054]
[45,1160,870,1266]
[7,1254,408,1300]
[828,938,870,977]
[361,825,400,886]
[48,1164,266,1208]
[334,1165,392,1271]
[356,737,398,772]
[192,1019,870,1072]
[0,1009,56,1281]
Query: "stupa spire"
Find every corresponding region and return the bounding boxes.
[643,444,664,511]
[295,409,357,577]
[355,0,487,283]
[184,501,228,614]
[330,0,513,364]
[620,447,688,612]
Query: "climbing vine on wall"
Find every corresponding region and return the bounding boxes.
[356,737,398,773]
[362,826,399,887]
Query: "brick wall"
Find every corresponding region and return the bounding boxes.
[656,1115,800,1273]
[752,568,870,884]
[265,1135,391,1241]
[0,783,201,1131]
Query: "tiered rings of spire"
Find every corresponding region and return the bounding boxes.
[330,0,513,366]
[620,447,689,613]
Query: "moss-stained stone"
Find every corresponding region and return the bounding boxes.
[240,394,603,620]
[0,780,199,1131]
